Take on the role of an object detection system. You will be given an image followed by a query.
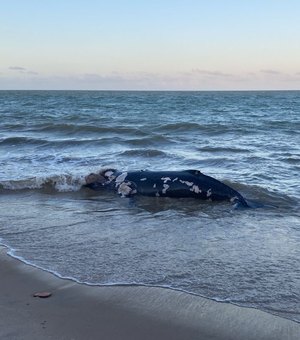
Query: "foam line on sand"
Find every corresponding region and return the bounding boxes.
[0,246,299,340]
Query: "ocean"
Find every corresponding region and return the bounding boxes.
[0,90,299,322]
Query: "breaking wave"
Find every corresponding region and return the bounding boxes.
[0,174,86,192]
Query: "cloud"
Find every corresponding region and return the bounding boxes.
[259,69,300,82]
[0,70,259,90]
[26,70,39,75]
[77,72,171,90]
[8,66,38,75]
[190,69,233,78]
[66,70,300,90]
[9,66,27,71]
[2,69,300,90]
[260,69,281,75]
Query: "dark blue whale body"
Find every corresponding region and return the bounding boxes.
[84,169,249,207]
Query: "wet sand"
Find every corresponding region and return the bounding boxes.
[0,246,299,340]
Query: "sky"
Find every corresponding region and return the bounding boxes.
[1,0,300,90]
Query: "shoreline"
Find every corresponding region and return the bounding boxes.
[3,244,298,323]
[1,246,299,340]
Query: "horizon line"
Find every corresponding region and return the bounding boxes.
[1,89,299,92]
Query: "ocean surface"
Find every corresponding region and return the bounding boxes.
[0,90,299,322]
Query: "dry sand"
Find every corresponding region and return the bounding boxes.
[0,246,299,340]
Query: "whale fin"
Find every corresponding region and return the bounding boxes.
[183,170,202,176]
[232,197,249,209]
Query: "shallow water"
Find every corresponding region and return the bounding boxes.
[0,91,299,322]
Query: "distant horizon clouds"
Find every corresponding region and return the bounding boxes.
[1,0,300,90]
[2,68,299,91]
[8,66,39,75]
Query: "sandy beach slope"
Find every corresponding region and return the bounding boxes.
[0,246,299,340]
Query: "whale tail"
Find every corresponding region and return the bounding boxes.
[232,195,249,209]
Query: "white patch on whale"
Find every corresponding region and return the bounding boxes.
[104,170,116,182]
[190,185,201,194]
[207,189,212,197]
[153,183,157,188]
[161,177,171,183]
[162,184,170,194]
[115,172,128,186]
[172,177,178,182]
[156,192,160,197]
[179,180,193,187]
[140,178,147,181]
[117,182,132,197]
[104,170,114,177]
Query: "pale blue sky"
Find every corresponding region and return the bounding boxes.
[1,0,300,90]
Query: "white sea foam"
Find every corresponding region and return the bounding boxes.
[0,174,86,192]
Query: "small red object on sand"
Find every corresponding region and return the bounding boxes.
[33,292,52,298]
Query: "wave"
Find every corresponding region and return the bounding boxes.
[0,135,133,149]
[120,149,167,157]
[125,135,172,147]
[0,136,101,152]
[196,146,250,154]
[0,174,86,193]
[34,123,148,136]
[278,156,300,165]
[0,136,48,146]
[157,122,204,132]
[156,122,253,135]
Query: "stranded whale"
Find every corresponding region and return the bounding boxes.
[84,169,249,207]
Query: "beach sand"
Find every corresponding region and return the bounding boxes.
[0,246,299,340]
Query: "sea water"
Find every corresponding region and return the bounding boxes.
[0,90,299,322]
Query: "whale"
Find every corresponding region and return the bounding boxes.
[84,169,249,207]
